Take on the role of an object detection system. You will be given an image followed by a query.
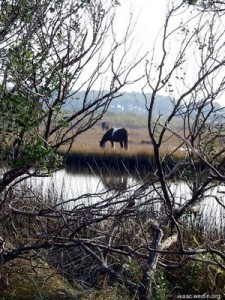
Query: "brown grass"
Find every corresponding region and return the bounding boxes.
[61,124,184,158]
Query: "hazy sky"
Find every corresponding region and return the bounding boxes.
[117,0,167,47]
[114,0,168,92]
[115,1,225,106]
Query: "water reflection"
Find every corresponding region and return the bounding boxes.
[21,168,225,236]
[100,174,128,190]
[25,169,104,200]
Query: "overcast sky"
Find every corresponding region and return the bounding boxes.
[114,0,168,93]
[114,1,225,106]
[117,0,167,47]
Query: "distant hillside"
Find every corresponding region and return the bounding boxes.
[108,92,173,116]
[64,91,173,116]
[63,90,223,119]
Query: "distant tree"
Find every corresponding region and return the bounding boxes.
[0,0,143,192]
[186,0,225,11]
[140,0,225,297]
[0,0,144,267]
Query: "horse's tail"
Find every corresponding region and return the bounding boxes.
[124,129,129,150]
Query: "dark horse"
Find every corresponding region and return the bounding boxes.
[101,121,111,131]
[99,128,128,149]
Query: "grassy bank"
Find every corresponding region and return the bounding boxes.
[60,123,197,176]
[64,149,157,175]
[1,206,224,299]
[59,123,183,154]
[63,147,207,179]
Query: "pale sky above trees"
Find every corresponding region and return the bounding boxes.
[84,0,168,94]
[113,0,168,92]
[115,0,225,107]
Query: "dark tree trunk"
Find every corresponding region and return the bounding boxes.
[138,224,163,300]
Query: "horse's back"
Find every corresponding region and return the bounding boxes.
[100,127,128,149]
[113,128,128,140]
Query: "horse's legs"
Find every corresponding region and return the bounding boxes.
[111,141,115,149]
[124,139,128,150]
[120,141,123,148]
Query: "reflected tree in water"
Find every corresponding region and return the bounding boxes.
[100,174,128,191]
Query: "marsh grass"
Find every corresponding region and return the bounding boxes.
[1,187,225,299]
[60,123,182,155]
[64,148,188,180]
[2,121,224,298]
[0,253,85,299]
[165,257,225,296]
[59,123,192,179]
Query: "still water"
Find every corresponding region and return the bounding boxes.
[23,168,225,235]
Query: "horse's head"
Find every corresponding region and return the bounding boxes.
[99,140,105,148]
